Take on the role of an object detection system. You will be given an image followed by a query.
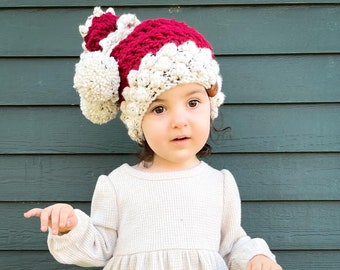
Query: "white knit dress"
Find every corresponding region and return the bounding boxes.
[48,162,275,269]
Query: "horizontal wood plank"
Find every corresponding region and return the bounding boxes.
[0,250,339,270]
[275,250,340,270]
[0,153,339,201]
[207,153,340,201]
[0,155,136,202]
[242,201,340,250]
[0,106,133,154]
[213,104,340,153]
[2,55,340,105]
[221,54,340,103]
[0,58,78,105]
[1,6,340,56]
[0,105,339,154]
[0,251,96,270]
[2,1,340,7]
[3,202,339,250]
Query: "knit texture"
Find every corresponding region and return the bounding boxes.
[120,40,224,142]
[111,18,213,95]
[47,162,275,269]
[73,7,225,143]
[84,12,119,52]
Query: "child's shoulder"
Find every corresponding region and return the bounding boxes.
[99,163,136,184]
[107,163,131,177]
[93,163,129,185]
[204,162,234,178]
[204,162,238,189]
[93,163,135,193]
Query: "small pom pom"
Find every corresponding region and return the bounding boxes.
[84,11,119,51]
[79,7,119,52]
[99,14,140,55]
[80,97,119,124]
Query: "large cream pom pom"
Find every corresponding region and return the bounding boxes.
[73,51,121,124]
[74,51,120,103]
[80,97,119,124]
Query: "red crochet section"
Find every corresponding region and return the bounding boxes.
[111,18,214,100]
[84,12,119,51]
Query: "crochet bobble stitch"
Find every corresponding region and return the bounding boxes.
[120,41,224,143]
[73,7,225,143]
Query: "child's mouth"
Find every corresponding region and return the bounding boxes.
[173,136,189,142]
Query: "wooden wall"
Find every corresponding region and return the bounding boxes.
[1,1,339,269]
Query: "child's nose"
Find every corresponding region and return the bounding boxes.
[171,109,188,129]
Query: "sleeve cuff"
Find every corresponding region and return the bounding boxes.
[227,237,276,270]
[47,209,90,247]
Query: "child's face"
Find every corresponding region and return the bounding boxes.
[141,83,211,171]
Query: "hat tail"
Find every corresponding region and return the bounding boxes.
[73,7,140,124]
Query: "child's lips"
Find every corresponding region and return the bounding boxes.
[171,136,190,143]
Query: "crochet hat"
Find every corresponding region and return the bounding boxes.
[74,7,225,143]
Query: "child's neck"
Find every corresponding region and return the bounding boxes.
[135,159,200,172]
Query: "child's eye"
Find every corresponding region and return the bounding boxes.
[152,106,165,114]
[188,99,199,108]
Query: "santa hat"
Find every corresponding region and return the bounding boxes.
[74,7,224,143]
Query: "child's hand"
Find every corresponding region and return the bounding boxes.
[24,203,77,235]
[247,254,282,270]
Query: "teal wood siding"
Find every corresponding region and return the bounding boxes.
[1,1,339,269]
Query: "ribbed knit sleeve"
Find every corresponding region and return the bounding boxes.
[47,175,118,267]
[219,170,276,270]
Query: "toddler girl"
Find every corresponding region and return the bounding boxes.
[25,7,282,270]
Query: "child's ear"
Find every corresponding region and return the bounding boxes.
[206,83,218,97]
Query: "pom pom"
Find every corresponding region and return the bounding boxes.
[74,51,120,103]
[80,97,119,124]
[99,14,140,55]
[73,51,121,124]
[79,7,119,52]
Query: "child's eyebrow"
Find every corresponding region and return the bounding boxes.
[187,89,207,96]
[153,89,206,103]
[152,97,164,103]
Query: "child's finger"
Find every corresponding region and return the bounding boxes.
[50,206,62,235]
[40,206,53,233]
[67,212,77,228]
[24,204,76,235]
[58,205,71,229]
[23,208,43,218]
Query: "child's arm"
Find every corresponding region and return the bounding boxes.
[219,170,282,269]
[24,203,77,235]
[23,175,118,267]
